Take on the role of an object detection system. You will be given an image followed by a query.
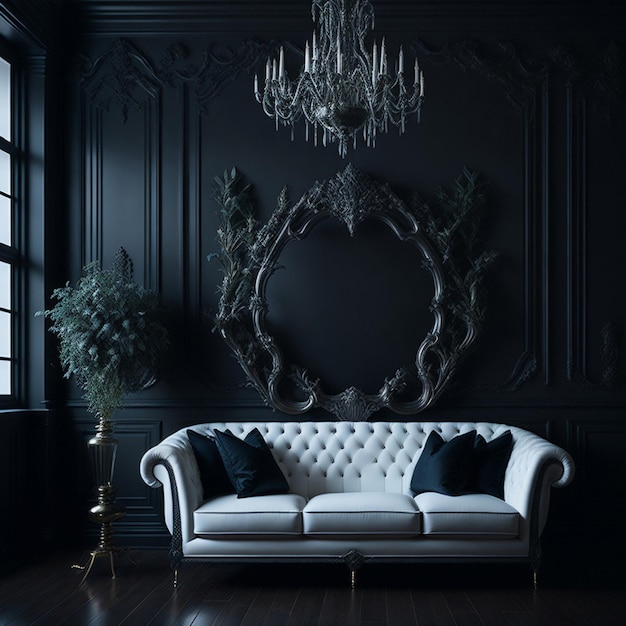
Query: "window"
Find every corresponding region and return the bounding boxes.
[0,52,16,399]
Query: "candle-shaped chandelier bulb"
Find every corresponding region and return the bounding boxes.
[254,0,424,158]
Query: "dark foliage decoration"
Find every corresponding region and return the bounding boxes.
[410,169,499,359]
[37,248,170,422]
[210,166,496,420]
[601,322,620,391]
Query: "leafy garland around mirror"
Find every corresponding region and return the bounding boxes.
[210,165,496,421]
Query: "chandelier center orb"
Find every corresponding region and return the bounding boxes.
[254,0,425,158]
[316,103,369,134]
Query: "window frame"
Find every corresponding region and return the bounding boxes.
[0,41,23,406]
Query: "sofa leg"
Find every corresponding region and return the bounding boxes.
[342,549,366,589]
[173,568,179,589]
[529,531,542,591]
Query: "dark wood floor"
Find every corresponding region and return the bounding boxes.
[1,548,624,625]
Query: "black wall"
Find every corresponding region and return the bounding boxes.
[3,1,626,563]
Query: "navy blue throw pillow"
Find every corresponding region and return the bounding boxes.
[410,430,476,496]
[214,428,289,498]
[187,429,235,499]
[467,430,514,499]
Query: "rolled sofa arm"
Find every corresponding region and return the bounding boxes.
[140,428,204,545]
[503,426,575,537]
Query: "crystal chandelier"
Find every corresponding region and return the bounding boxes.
[254,0,425,158]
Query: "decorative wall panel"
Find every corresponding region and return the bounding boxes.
[0,412,44,562]
[77,39,163,290]
[569,418,626,514]
[413,39,550,392]
[564,42,626,389]
[0,420,18,562]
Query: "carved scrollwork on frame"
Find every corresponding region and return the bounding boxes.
[75,38,282,119]
[75,38,167,123]
[210,165,496,421]
[412,39,549,117]
[171,40,284,113]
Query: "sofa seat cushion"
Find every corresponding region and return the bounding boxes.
[194,493,306,536]
[415,492,519,537]
[303,492,421,537]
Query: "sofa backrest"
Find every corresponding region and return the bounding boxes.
[194,421,513,498]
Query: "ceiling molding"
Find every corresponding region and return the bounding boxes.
[70,1,626,35]
[1,3,47,52]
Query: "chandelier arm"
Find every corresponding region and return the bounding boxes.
[264,73,329,127]
[293,75,327,126]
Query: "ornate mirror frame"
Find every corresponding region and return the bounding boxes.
[212,165,494,421]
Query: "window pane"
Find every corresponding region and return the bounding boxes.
[0,310,10,357]
[0,193,9,245]
[0,149,10,195]
[0,261,10,310]
[0,360,10,395]
[0,54,13,400]
[0,57,10,142]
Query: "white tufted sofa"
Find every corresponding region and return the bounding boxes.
[140,421,574,587]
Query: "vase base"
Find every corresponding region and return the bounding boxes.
[72,545,135,586]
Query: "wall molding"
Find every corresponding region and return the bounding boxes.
[77,38,163,290]
[415,38,551,392]
[568,418,626,513]
[560,42,626,388]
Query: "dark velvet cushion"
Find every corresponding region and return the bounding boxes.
[214,428,289,498]
[410,430,476,496]
[467,430,514,499]
[187,429,235,500]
